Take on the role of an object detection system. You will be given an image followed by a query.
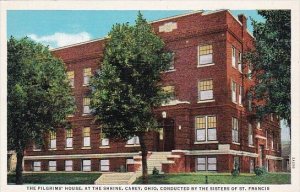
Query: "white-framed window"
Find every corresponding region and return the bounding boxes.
[248,123,253,146]
[248,63,252,79]
[83,68,92,86]
[196,156,217,171]
[195,115,217,142]
[66,129,73,148]
[83,127,91,147]
[257,121,261,129]
[49,131,56,149]
[198,80,213,101]
[33,141,42,151]
[83,97,91,114]
[271,132,274,149]
[49,160,56,171]
[232,46,236,68]
[82,159,91,172]
[100,159,110,172]
[33,161,41,172]
[168,52,175,70]
[100,129,109,146]
[65,160,73,171]
[162,85,175,101]
[232,117,239,143]
[231,81,237,103]
[198,44,213,65]
[238,52,242,72]
[238,85,243,105]
[67,71,75,87]
[126,158,134,171]
[127,136,140,145]
[265,130,268,149]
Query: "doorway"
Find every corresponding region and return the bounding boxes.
[157,119,175,151]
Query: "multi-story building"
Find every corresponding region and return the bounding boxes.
[23,10,282,174]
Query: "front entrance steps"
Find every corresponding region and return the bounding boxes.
[94,172,137,185]
[135,151,172,174]
[95,151,182,184]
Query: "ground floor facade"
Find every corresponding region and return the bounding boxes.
[23,104,283,174]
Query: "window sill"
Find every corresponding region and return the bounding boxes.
[197,63,215,68]
[99,146,110,149]
[125,145,140,147]
[164,69,176,73]
[82,114,91,116]
[65,148,73,150]
[248,145,255,148]
[33,149,42,151]
[232,142,240,145]
[197,99,215,104]
[81,147,91,149]
[48,148,57,151]
[82,84,90,87]
[232,101,238,104]
[194,141,218,144]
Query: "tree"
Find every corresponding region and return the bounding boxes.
[7,37,75,184]
[246,11,291,136]
[91,12,172,184]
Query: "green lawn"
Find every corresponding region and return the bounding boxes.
[7,173,101,184]
[134,172,291,184]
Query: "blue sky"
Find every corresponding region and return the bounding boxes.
[6,10,290,141]
[7,10,264,49]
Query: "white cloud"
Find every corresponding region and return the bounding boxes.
[28,32,92,49]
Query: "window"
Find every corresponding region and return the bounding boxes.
[127,136,140,145]
[100,129,109,146]
[83,68,92,86]
[250,159,255,173]
[198,45,213,65]
[49,131,56,149]
[231,81,237,103]
[33,161,41,172]
[270,113,274,121]
[248,63,252,79]
[100,159,110,171]
[238,52,242,72]
[83,127,91,147]
[257,121,261,129]
[65,160,73,171]
[265,130,268,149]
[271,132,274,149]
[83,97,91,114]
[248,123,253,146]
[233,156,240,170]
[248,96,252,112]
[232,117,239,143]
[232,47,236,68]
[196,156,217,171]
[82,160,91,171]
[33,141,42,151]
[238,85,243,105]
[162,86,175,100]
[126,158,134,171]
[168,52,175,70]
[49,161,56,171]
[66,129,73,148]
[67,71,75,87]
[195,115,217,142]
[198,80,213,101]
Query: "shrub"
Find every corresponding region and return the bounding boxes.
[152,167,159,176]
[231,168,240,177]
[254,166,267,176]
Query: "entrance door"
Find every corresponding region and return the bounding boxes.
[157,119,175,151]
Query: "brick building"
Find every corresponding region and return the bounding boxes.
[23,10,282,174]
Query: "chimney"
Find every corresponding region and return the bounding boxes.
[238,14,247,30]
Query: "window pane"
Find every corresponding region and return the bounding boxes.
[84,106,90,114]
[84,137,90,147]
[208,164,217,171]
[197,165,206,171]
[200,90,213,100]
[195,117,205,129]
[65,160,73,166]
[134,136,140,145]
[127,137,135,145]
[83,127,90,136]
[208,157,216,164]
[101,160,109,166]
[83,166,91,172]
[34,161,41,166]
[50,140,56,148]
[197,158,206,164]
[83,160,91,166]
[199,54,212,65]
[66,138,73,148]
[196,129,206,141]
[101,138,109,146]
[101,166,109,171]
[207,128,216,140]
[207,116,216,128]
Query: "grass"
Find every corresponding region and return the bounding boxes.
[7,172,101,184]
[134,172,291,184]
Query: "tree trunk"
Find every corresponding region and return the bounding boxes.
[139,133,148,184]
[15,151,24,185]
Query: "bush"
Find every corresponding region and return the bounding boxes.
[152,167,159,176]
[231,168,240,177]
[254,166,267,176]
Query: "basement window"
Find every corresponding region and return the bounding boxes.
[100,159,110,172]
[33,161,41,172]
[196,156,217,171]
